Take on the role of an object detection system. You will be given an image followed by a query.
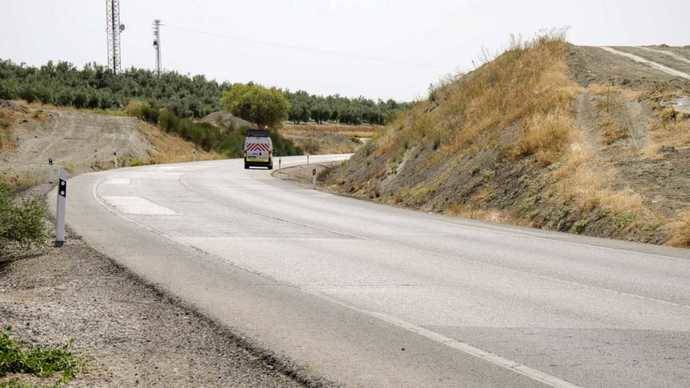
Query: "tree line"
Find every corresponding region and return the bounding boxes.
[0,59,409,125]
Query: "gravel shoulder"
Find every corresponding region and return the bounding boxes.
[0,223,304,387]
[1,102,305,386]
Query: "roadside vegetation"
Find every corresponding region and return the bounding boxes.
[324,34,690,247]
[0,60,408,125]
[0,327,80,386]
[124,89,302,157]
[0,180,46,259]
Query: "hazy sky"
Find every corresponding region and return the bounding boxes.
[2,0,689,100]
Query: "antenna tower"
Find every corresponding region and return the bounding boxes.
[106,0,125,73]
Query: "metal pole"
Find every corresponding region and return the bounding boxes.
[153,19,162,76]
[278,157,282,169]
[55,168,67,247]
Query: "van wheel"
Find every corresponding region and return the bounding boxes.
[267,163,273,170]
[244,163,249,169]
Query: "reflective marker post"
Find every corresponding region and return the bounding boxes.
[312,168,317,189]
[55,168,67,248]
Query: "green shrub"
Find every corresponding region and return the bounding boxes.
[55,90,73,106]
[17,86,36,104]
[0,183,47,253]
[0,80,19,100]
[0,328,79,383]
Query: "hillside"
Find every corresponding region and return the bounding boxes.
[0,100,217,190]
[324,37,690,247]
[279,123,377,154]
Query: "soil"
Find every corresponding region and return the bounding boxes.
[279,124,376,155]
[567,45,690,92]
[614,46,690,75]
[322,44,690,247]
[0,225,305,387]
[0,101,215,189]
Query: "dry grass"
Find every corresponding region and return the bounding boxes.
[0,109,17,152]
[0,170,42,192]
[137,122,220,164]
[667,209,690,247]
[552,139,651,224]
[447,205,515,225]
[282,123,378,138]
[279,123,377,154]
[514,111,574,165]
[377,35,579,166]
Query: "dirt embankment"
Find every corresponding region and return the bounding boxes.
[323,40,690,247]
[279,123,376,155]
[0,101,217,189]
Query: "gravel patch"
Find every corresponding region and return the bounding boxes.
[0,228,304,387]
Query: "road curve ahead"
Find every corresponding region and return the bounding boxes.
[58,155,690,387]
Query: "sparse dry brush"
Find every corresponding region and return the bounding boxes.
[668,210,690,248]
[328,34,690,246]
[137,122,220,164]
[378,34,577,165]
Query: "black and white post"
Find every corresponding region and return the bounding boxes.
[312,168,317,189]
[55,168,67,247]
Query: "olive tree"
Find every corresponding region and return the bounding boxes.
[220,83,290,129]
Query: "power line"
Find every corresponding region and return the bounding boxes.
[164,23,433,69]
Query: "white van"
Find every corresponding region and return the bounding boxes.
[244,129,273,169]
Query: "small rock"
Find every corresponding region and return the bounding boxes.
[660,145,677,154]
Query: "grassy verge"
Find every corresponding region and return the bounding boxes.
[0,180,47,258]
[0,328,80,386]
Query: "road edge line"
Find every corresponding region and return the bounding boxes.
[311,292,583,388]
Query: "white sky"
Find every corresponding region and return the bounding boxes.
[1,0,689,101]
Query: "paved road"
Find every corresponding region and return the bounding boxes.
[56,155,690,387]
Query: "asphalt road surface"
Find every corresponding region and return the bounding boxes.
[55,155,690,387]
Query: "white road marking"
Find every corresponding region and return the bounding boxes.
[104,178,130,185]
[601,47,690,80]
[102,196,176,215]
[313,292,583,388]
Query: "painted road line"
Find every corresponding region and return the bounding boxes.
[102,196,176,215]
[313,291,583,388]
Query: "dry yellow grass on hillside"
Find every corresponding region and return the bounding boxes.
[327,35,690,247]
[378,35,580,166]
[279,123,378,154]
[137,122,220,164]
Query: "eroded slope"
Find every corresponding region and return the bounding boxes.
[325,40,690,247]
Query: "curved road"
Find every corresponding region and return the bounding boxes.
[56,155,690,387]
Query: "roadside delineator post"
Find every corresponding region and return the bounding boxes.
[312,168,317,189]
[55,168,67,248]
[279,157,282,169]
[307,154,310,166]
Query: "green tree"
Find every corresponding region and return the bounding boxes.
[221,83,290,129]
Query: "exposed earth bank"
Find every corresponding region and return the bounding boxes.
[323,40,690,248]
